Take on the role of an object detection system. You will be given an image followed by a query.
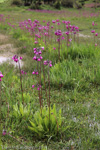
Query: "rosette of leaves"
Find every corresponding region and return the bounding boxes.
[11,102,32,121]
[28,104,65,139]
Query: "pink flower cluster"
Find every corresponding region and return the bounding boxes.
[0,72,3,81]
[21,70,27,75]
[32,70,38,75]
[91,30,98,36]
[12,55,22,63]
[32,84,41,90]
[55,30,62,36]
[91,30,95,33]
[33,47,44,61]
[44,60,52,67]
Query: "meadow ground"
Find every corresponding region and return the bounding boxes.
[1,1,100,150]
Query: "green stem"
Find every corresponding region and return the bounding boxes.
[42,61,48,105]
[48,66,50,132]
[0,82,2,150]
[18,61,24,104]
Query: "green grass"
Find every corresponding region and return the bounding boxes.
[1,2,100,150]
[0,0,5,3]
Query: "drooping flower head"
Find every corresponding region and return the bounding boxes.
[95,33,98,36]
[2,130,6,136]
[44,60,52,67]
[52,20,56,23]
[0,72,3,81]
[53,47,56,50]
[12,55,23,63]
[65,31,70,35]
[21,70,27,75]
[55,30,62,36]
[92,21,95,26]
[32,70,38,75]
[37,84,41,90]
[33,47,44,61]
[91,30,95,33]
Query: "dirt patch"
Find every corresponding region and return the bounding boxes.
[0,34,8,40]
[0,34,23,67]
[79,33,91,38]
[0,43,17,53]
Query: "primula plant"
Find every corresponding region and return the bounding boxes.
[12,55,24,103]
[28,104,65,139]
[10,102,31,121]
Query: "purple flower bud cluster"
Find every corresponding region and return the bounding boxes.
[52,20,56,23]
[21,70,27,75]
[12,55,22,63]
[32,84,41,90]
[32,70,38,75]
[2,130,6,136]
[91,30,95,33]
[33,47,43,61]
[55,30,62,36]
[44,60,52,67]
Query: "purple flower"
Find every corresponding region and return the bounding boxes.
[95,43,97,46]
[12,55,22,63]
[92,21,95,26]
[2,130,6,136]
[57,22,60,25]
[39,51,42,54]
[95,33,98,36]
[32,71,35,74]
[32,70,38,75]
[40,56,43,60]
[21,70,26,75]
[44,60,52,67]
[66,25,69,29]
[52,20,56,23]
[55,30,62,36]
[91,30,95,33]
[49,64,52,67]
[37,85,41,90]
[73,31,76,34]
[34,41,38,44]
[56,19,59,22]
[37,87,40,90]
[41,47,44,50]
[0,72,3,81]
[57,38,60,42]
[44,32,48,36]
[0,72,3,78]
[69,39,72,42]
[69,25,72,28]
[20,56,22,60]
[53,47,56,50]
[32,85,35,88]
[33,48,37,51]
[62,20,65,23]
[33,56,37,60]
[36,72,38,75]
[62,37,65,40]
[37,58,41,61]
[21,70,24,74]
